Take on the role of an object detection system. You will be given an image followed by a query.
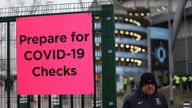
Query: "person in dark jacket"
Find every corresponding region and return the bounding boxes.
[122,72,168,108]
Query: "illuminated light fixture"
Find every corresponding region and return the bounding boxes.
[138,47,141,50]
[115,43,118,47]
[134,59,138,63]
[133,21,141,26]
[137,37,141,40]
[126,18,141,26]
[130,45,133,49]
[134,33,137,36]
[95,31,101,34]
[161,6,166,10]
[134,33,141,39]
[137,49,141,53]
[142,49,145,52]
[130,49,134,54]
[141,13,144,16]
[125,18,129,22]
[137,23,141,26]
[137,63,141,66]
[126,58,130,62]
[135,13,138,16]
[136,38,140,41]
[120,30,124,34]
[147,13,150,16]
[116,57,119,61]
[120,44,124,48]
[134,46,138,49]
[115,30,118,34]
[129,19,133,22]
[156,8,161,12]
[125,45,129,48]
[129,13,133,16]
[96,43,100,47]
[138,47,141,51]
[137,62,142,66]
[114,16,118,20]
[131,59,134,62]
[133,20,136,23]
[121,58,125,62]
[139,60,142,64]
[137,35,141,38]
[96,57,100,60]
[136,60,142,66]
[130,32,133,36]
[95,16,100,20]
[125,31,129,35]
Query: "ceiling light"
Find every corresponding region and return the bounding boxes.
[125,18,129,22]
[115,43,118,47]
[121,58,125,62]
[120,44,124,48]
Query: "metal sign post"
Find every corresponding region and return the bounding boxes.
[101,5,116,108]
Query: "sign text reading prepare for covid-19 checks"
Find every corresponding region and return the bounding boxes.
[16,13,93,95]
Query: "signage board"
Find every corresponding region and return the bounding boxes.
[17,13,93,95]
[148,27,169,86]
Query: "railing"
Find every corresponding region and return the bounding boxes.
[0,1,113,17]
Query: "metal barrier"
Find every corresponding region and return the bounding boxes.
[183,101,191,108]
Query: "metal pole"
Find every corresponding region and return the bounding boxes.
[49,95,52,108]
[7,21,11,108]
[171,0,187,51]
[168,0,187,105]
[168,0,174,105]
[59,95,62,108]
[81,95,84,108]
[101,5,116,108]
[147,28,151,73]
[184,7,189,75]
[27,95,31,108]
[38,95,41,108]
[91,13,96,108]
[70,95,73,108]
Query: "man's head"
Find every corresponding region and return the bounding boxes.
[139,73,157,96]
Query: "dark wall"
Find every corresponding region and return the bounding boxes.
[174,37,192,74]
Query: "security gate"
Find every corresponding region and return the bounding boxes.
[0,1,116,108]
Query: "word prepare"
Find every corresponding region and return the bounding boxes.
[20,34,67,46]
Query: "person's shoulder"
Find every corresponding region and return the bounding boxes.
[122,88,141,108]
[155,91,168,107]
[125,88,140,100]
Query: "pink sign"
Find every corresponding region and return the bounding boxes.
[16,13,94,95]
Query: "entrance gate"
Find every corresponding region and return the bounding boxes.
[0,1,116,108]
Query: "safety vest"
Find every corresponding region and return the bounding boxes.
[189,76,192,82]
[173,75,177,81]
[129,76,134,81]
[123,77,128,85]
[175,76,180,84]
[182,76,188,82]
